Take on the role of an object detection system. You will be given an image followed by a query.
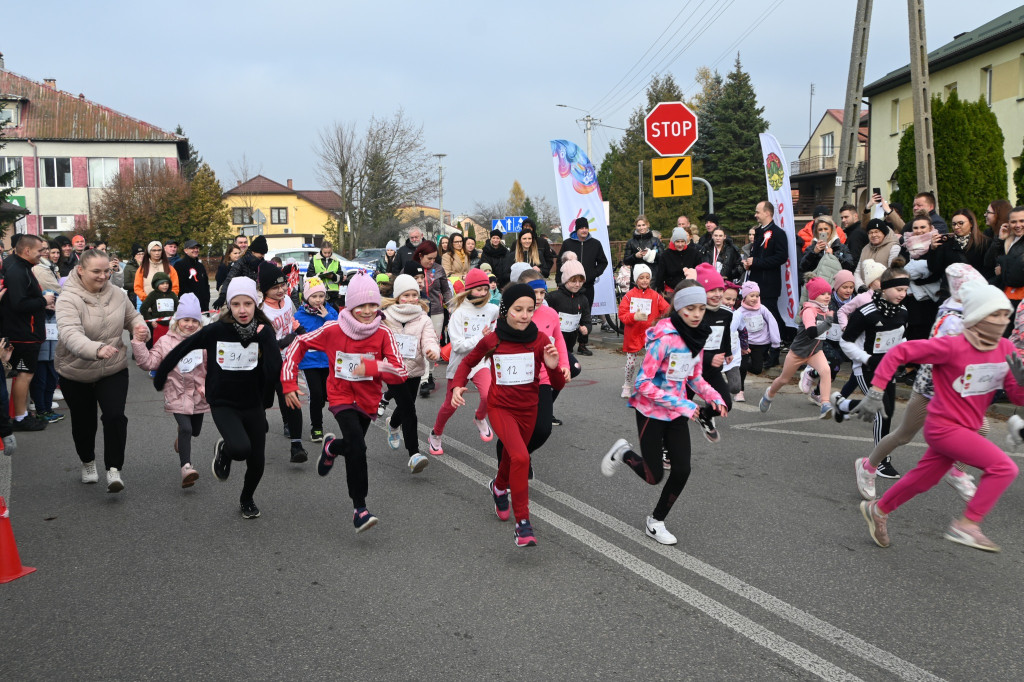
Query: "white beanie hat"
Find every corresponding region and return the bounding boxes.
[509,262,533,284]
[633,264,652,281]
[959,280,1012,328]
[861,259,886,287]
[386,240,398,251]
[226,276,259,305]
[392,274,419,300]
[671,227,689,243]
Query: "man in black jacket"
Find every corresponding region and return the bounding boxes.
[174,239,211,311]
[744,201,792,355]
[1,234,53,431]
[480,229,510,273]
[557,217,609,355]
[213,235,267,308]
[390,228,425,276]
[841,203,869,265]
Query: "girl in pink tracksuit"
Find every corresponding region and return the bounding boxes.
[858,281,1023,553]
[132,293,209,488]
[600,282,726,546]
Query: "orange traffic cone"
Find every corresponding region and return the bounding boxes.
[0,496,35,583]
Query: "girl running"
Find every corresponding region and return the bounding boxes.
[546,260,591,361]
[600,281,727,545]
[133,293,209,488]
[618,264,670,399]
[292,276,339,443]
[450,283,565,547]
[259,262,307,463]
[801,270,856,406]
[733,281,780,393]
[692,263,733,442]
[155,277,280,519]
[721,283,743,402]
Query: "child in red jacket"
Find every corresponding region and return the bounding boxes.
[282,273,408,533]
[618,264,670,398]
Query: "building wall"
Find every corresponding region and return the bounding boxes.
[868,37,1024,201]
[222,193,334,237]
[798,115,866,164]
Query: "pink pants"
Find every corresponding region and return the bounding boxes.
[878,419,1019,522]
[433,372,491,435]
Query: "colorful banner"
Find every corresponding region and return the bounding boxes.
[759,133,800,328]
[549,140,616,315]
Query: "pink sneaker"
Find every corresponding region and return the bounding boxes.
[860,500,890,548]
[474,417,493,442]
[428,431,443,455]
[943,468,977,502]
[944,519,1000,552]
[798,367,815,394]
[181,463,199,488]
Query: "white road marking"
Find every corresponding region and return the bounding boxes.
[734,416,823,429]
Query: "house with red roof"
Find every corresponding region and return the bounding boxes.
[222,175,342,246]
[789,108,869,217]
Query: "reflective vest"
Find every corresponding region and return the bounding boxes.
[311,256,341,292]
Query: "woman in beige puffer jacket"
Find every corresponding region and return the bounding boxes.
[56,250,149,493]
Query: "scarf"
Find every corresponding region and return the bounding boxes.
[670,309,711,353]
[963,318,1006,351]
[496,318,538,344]
[385,302,425,325]
[232,317,259,343]
[872,290,900,318]
[302,302,321,315]
[954,233,970,252]
[740,300,761,312]
[337,307,382,340]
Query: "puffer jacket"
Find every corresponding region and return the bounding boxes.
[382,301,441,378]
[618,285,670,353]
[132,330,210,415]
[55,269,147,382]
[446,299,499,380]
[293,304,340,369]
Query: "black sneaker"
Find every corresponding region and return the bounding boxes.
[353,507,378,533]
[419,383,431,398]
[240,500,261,519]
[876,457,901,479]
[11,415,46,432]
[488,477,511,521]
[551,416,563,427]
[318,434,338,477]
[831,392,847,424]
[697,412,720,443]
[577,345,593,357]
[290,442,308,463]
[310,428,324,443]
[211,439,230,481]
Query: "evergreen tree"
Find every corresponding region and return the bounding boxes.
[893,92,1007,219]
[175,125,203,183]
[362,150,401,245]
[1014,136,1024,206]
[689,67,724,169]
[185,162,232,248]
[522,196,539,229]
[0,106,14,207]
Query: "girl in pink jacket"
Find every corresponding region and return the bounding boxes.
[132,293,209,488]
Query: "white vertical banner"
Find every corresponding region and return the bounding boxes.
[549,140,616,315]
[758,133,800,328]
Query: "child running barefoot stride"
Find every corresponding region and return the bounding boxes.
[601,281,727,545]
[618,264,669,399]
[281,273,408,532]
[133,293,209,488]
[451,283,565,548]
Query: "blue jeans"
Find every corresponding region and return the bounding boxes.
[30,359,59,414]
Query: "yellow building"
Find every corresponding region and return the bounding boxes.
[864,6,1024,201]
[222,175,342,240]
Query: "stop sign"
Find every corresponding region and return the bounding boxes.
[645,102,699,157]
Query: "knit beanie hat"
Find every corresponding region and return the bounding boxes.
[633,264,652,281]
[391,274,419,300]
[806,277,831,301]
[226,276,259,305]
[479,262,493,274]
[344,272,381,309]
[739,281,760,299]
[490,228,504,239]
[375,273,390,283]
[861,260,886,287]
[560,260,586,284]
[695,262,725,291]
[832,269,855,291]
[946,263,984,302]
[174,293,203,321]
[385,240,398,251]
[500,283,536,317]
[865,218,889,236]
[147,240,162,255]
[960,281,1012,328]
[813,205,830,219]
[464,268,489,291]
[574,217,590,231]
[509,262,533,284]
[303,276,327,299]
[249,235,269,255]
[151,271,171,287]
[402,261,424,278]
[671,227,689,243]
[258,262,286,293]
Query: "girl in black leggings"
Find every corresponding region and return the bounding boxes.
[156,277,280,519]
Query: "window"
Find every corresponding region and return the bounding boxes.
[41,216,75,232]
[820,132,834,157]
[0,157,22,188]
[0,104,18,126]
[890,98,900,134]
[40,157,72,187]
[88,158,118,187]
[982,66,993,106]
[270,207,288,224]
[232,207,254,225]
[944,82,957,99]
[133,157,166,174]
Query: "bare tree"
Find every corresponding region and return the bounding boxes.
[227,153,263,231]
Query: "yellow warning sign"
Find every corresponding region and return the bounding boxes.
[652,156,693,198]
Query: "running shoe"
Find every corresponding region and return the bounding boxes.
[758,389,772,414]
[488,477,511,521]
[943,469,977,502]
[798,367,815,394]
[81,460,98,484]
[181,463,199,488]
[513,519,538,547]
[212,438,230,481]
[387,425,401,450]
[697,412,720,443]
[40,411,65,423]
[860,500,890,548]
[53,388,64,400]
[2,435,16,456]
[662,453,671,470]
[427,430,443,455]
[734,391,745,403]
[353,507,378,533]
[645,516,677,545]
[831,392,846,424]
[317,434,338,477]
[875,457,901,479]
[577,345,593,357]
[551,416,564,426]
[808,391,822,406]
[855,457,876,500]
[601,438,630,477]
[1006,415,1024,448]
[408,453,428,474]
[474,417,494,442]
[106,468,124,494]
[377,398,389,417]
[11,415,46,431]
[944,519,999,552]
[240,500,261,519]
[310,428,324,443]
[290,442,308,463]
[819,402,833,420]
[621,384,631,399]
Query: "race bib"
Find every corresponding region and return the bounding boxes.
[394,333,419,359]
[335,352,373,381]
[156,298,175,313]
[825,324,842,342]
[629,298,652,315]
[45,322,58,341]
[216,341,258,371]
[176,349,203,374]
[743,314,765,333]
[559,312,582,332]
[705,326,725,352]
[494,352,534,386]
[959,362,1008,397]
[666,352,698,382]
[872,328,904,354]
[463,314,490,337]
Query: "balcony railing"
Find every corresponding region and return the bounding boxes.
[790,154,838,175]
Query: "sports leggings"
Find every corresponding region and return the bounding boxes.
[491,405,537,524]
[624,353,638,389]
[619,411,693,521]
[172,413,204,467]
[60,368,129,471]
[389,377,422,456]
[878,420,1019,522]
[433,372,490,435]
[691,365,732,421]
[326,409,372,508]
[767,350,831,402]
[303,367,329,431]
[210,405,266,504]
[854,373,895,444]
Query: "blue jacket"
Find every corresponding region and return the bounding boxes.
[293,305,339,370]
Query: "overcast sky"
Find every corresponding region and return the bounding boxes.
[6,1,1021,221]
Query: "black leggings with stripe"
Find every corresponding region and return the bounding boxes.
[620,411,693,521]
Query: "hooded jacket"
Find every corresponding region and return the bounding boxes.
[618,285,670,353]
[0,253,48,343]
[382,302,441,379]
[546,284,592,335]
[698,239,744,283]
[132,330,210,415]
[556,231,609,286]
[213,250,263,307]
[622,230,663,287]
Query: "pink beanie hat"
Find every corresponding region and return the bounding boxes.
[560,260,586,284]
[946,263,984,301]
[806,277,831,301]
[303,276,327,299]
[739,280,759,299]
[344,272,381,309]
[832,270,855,291]
[695,262,725,292]
[226,276,259,305]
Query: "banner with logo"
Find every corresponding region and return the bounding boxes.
[549,140,616,315]
[759,133,799,328]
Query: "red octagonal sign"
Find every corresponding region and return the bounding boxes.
[645,101,699,157]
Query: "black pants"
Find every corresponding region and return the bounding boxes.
[327,409,372,508]
[275,384,304,438]
[211,405,266,504]
[578,283,595,349]
[60,368,129,470]
[389,377,422,456]
[853,372,896,444]
[303,367,329,431]
[621,411,693,521]
[694,366,732,421]
[496,384,554,465]
[172,413,205,467]
[740,343,770,386]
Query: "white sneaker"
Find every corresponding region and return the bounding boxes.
[51,401,60,409]
[81,461,98,484]
[943,468,977,502]
[387,425,401,450]
[855,457,876,500]
[2,434,15,455]
[427,431,443,455]
[798,367,815,394]
[620,384,631,399]
[474,417,494,442]
[1006,415,1024,449]
[645,516,677,545]
[28,401,35,411]
[734,391,745,403]
[106,468,124,493]
[408,453,429,474]
[601,438,630,477]
[53,388,64,400]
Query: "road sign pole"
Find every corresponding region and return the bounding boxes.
[694,176,714,214]
[638,161,644,215]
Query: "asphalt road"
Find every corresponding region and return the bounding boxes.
[2,345,1023,681]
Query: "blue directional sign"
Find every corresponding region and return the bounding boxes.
[491,216,527,234]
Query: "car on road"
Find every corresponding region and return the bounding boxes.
[354,248,386,273]
[265,247,370,278]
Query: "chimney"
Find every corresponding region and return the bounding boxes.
[0,53,5,70]
[237,180,242,187]
[44,78,56,89]
[287,179,293,190]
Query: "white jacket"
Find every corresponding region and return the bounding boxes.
[445,300,499,380]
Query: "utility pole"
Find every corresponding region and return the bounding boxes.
[808,83,815,140]
[832,0,873,219]
[908,0,938,208]
[433,153,446,239]
[556,104,601,161]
